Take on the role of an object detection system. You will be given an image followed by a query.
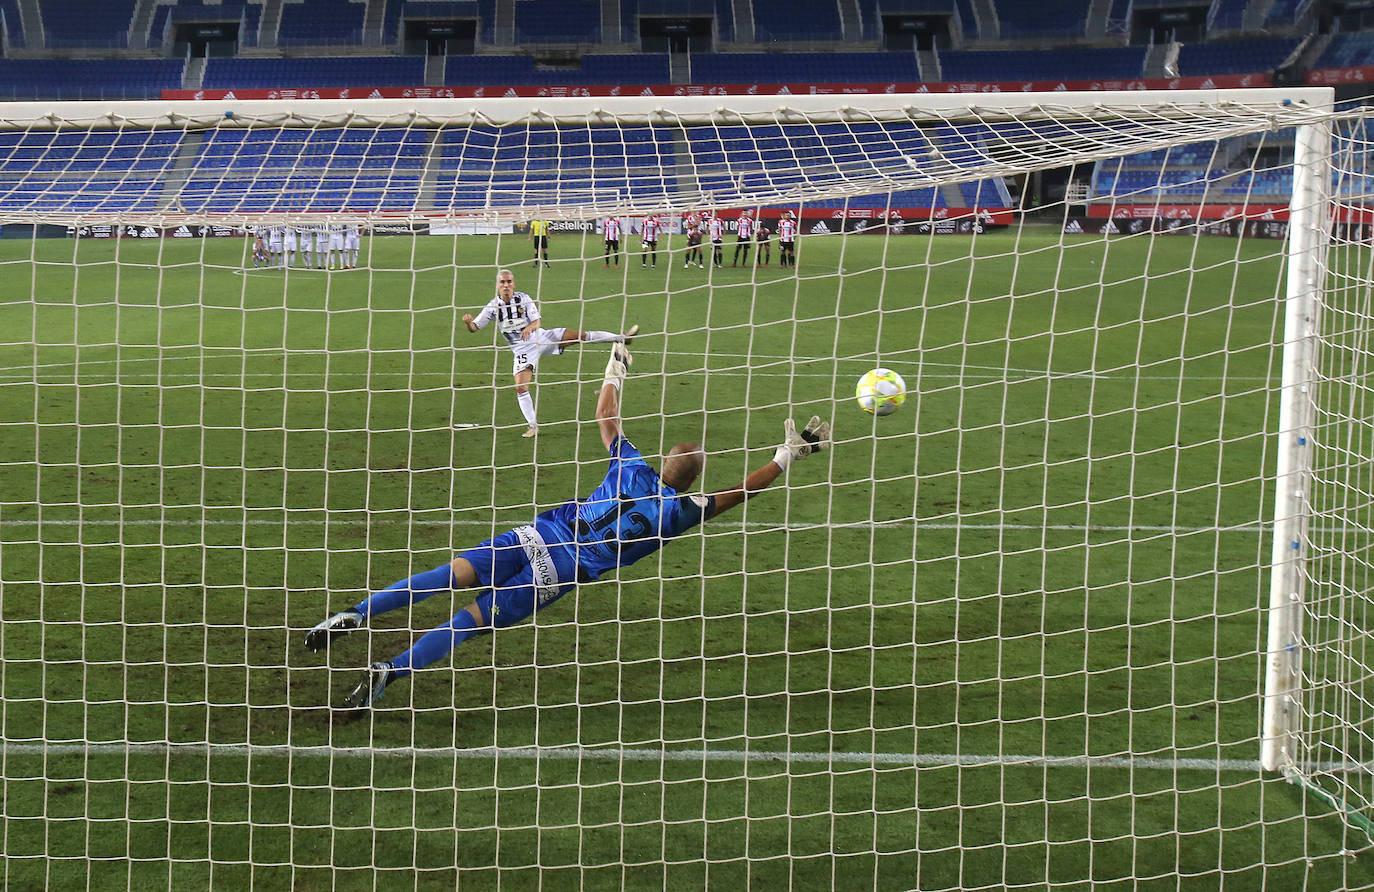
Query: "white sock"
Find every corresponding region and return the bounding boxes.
[583,330,619,343]
[516,390,538,427]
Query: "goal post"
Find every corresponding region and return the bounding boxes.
[9,86,1374,888]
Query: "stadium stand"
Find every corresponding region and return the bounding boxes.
[1207,0,1248,32]
[1313,31,1374,70]
[39,0,136,47]
[201,56,426,89]
[1175,36,1301,75]
[512,0,600,43]
[0,0,24,47]
[752,0,842,41]
[1265,0,1308,27]
[993,0,1090,38]
[0,130,182,213]
[277,0,368,45]
[149,1,262,48]
[384,0,493,46]
[0,58,184,100]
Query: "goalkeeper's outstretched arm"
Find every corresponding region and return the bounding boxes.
[706,416,831,519]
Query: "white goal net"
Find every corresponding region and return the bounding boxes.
[2,89,1372,889]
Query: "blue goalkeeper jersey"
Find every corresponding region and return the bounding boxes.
[534,436,712,581]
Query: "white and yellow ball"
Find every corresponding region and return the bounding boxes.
[856,368,906,416]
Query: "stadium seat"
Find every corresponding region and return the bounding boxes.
[39,0,136,47]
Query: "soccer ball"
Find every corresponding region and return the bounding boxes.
[855,368,906,416]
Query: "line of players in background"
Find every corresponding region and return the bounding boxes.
[530,211,797,270]
[251,223,362,269]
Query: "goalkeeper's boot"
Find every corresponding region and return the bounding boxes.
[304,609,363,652]
[344,661,396,709]
[621,323,639,348]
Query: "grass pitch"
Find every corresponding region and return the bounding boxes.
[1,226,1370,890]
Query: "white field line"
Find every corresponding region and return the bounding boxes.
[0,739,1274,773]
[0,516,1272,534]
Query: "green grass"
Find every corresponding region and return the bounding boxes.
[1,228,1370,890]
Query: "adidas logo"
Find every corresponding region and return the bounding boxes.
[504,88,519,97]
[222,91,236,100]
[173,225,192,237]
[777,86,792,94]
[810,221,830,234]
[639,87,654,96]
[1063,220,1083,234]
[1103,221,1119,234]
[368,89,382,99]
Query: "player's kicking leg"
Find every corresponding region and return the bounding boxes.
[304,608,364,651]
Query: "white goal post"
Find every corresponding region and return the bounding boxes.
[6,86,1374,888]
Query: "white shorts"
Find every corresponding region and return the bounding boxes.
[345,232,360,250]
[508,327,568,375]
[330,233,346,250]
[283,231,297,250]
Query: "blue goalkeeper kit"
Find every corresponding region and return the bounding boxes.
[354,436,714,675]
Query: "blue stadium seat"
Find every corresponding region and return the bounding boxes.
[0,58,184,100]
[1207,0,1248,31]
[1316,31,1374,69]
[514,0,600,42]
[277,0,367,45]
[384,0,492,45]
[0,0,23,47]
[40,0,135,47]
[1176,37,1299,75]
[150,0,261,48]
[993,0,1088,38]
[752,0,842,41]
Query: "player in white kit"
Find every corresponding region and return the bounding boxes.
[462,268,637,438]
[283,226,298,267]
[344,224,361,268]
[266,226,284,267]
[328,225,346,269]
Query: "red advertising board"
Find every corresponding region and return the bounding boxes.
[1085,204,1290,221]
[161,73,1271,102]
[1307,66,1374,85]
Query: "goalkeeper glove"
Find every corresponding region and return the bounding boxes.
[772,415,831,471]
[603,343,632,390]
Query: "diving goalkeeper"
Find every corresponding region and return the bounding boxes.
[305,344,832,709]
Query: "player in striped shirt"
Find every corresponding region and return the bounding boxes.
[707,214,725,268]
[460,268,637,438]
[603,217,622,268]
[639,215,660,268]
[304,341,832,709]
[732,211,754,267]
[778,211,798,268]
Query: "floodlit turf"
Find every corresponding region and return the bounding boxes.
[1,227,1370,890]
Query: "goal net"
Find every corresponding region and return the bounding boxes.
[1,89,1370,889]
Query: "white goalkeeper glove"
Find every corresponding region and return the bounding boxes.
[772,415,831,471]
[603,343,632,390]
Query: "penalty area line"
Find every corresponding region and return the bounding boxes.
[1,741,1271,773]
